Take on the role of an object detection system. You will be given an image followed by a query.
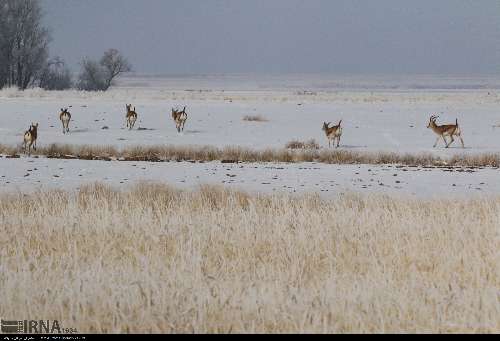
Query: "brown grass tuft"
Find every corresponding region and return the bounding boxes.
[242,115,268,122]
[285,139,320,150]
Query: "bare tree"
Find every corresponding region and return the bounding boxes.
[0,0,50,90]
[0,0,15,88]
[100,49,132,90]
[39,57,73,90]
[77,58,107,91]
[77,49,131,91]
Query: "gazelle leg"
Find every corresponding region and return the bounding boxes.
[448,136,455,148]
[433,136,440,148]
[459,135,465,148]
[443,135,449,148]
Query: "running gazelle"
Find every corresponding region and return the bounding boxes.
[171,106,188,133]
[23,123,38,155]
[427,115,465,148]
[59,108,71,134]
[126,104,138,130]
[322,120,343,148]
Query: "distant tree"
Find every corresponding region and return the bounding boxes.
[39,57,73,90]
[100,49,132,89]
[77,58,107,91]
[0,0,51,90]
[77,49,131,91]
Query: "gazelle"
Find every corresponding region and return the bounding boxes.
[23,123,38,155]
[322,120,343,148]
[59,108,71,134]
[171,106,188,133]
[427,115,465,148]
[126,104,138,130]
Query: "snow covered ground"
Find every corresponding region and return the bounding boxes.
[1,75,499,196]
[0,75,499,153]
[1,156,498,198]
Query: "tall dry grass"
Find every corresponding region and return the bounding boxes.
[0,184,498,333]
[1,143,500,167]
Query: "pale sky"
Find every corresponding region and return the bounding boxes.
[42,0,500,75]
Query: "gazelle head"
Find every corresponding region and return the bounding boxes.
[126,104,132,112]
[427,115,438,129]
[322,122,331,132]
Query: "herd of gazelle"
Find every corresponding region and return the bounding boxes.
[323,115,464,149]
[21,107,466,155]
[321,115,465,149]
[22,105,189,155]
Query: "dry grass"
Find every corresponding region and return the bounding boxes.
[0,184,498,333]
[1,143,500,168]
[242,115,269,122]
[285,139,320,150]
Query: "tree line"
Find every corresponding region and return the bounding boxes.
[0,0,131,91]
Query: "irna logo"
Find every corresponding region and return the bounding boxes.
[1,319,62,334]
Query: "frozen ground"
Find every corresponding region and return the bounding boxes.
[0,75,499,154]
[1,156,499,198]
[1,75,499,197]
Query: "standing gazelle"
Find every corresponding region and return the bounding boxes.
[23,123,38,155]
[427,115,465,148]
[322,120,343,148]
[171,106,188,133]
[59,108,71,134]
[126,104,138,130]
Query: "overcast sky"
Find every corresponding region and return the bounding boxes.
[41,0,500,75]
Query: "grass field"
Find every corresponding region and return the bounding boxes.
[0,184,498,333]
